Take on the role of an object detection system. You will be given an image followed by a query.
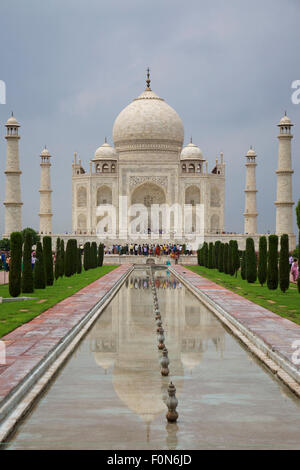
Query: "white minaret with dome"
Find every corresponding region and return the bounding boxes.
[244,146,258,234]
[3,113,23,237]
[275,113,294,236]
[39,146,53,234]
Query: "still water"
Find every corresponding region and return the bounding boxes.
[5,268,300,449]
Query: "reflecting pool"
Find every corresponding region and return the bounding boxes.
[5,268,300,449]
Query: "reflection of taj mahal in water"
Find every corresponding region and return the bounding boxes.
[89,269,225,429]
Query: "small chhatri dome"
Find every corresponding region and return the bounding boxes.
[94,139,118,160]
[180,140,204,160]
[279,112,292,126]
[41,146,50,157]
[113,70,184,154]
[246,146,256,157]
[6,112,20,127]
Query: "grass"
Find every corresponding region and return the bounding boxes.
[186,266,300,325]
[0,265,118,338]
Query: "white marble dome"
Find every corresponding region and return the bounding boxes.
[6,115,19,127]
[112,87,184,153]
[180,141,204,160]
[279,114,292,125]
[41,147,50,157]
[246,147,256,157]
[94,140,118,160]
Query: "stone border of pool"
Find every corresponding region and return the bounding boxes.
[0,265,133,444]
[170,266,300,398]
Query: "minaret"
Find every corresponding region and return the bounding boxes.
[244,147,258,234]
[275,113,294,236]
[39,146,53,234]
[3,113,23,237]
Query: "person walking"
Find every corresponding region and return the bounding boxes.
[290,259,299,283]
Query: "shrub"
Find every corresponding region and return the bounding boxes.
[241,251,246,280]
[34,241,46,289]
[246,238,257,283]
[84,242,90,271]
[9,232,22,297]
[60,239,65,277]
[214,241,221,269]
[77,248,82,274]
[22,227,40,246]
[218,243,224,273]
[279,234,290,293]
[91,242,98,268]
[232,240,240,277]
[43,236,54,286]
[208,243,214,269]
[98,243,104,267]
[223,243,229,274]
[54,237,61,280]
[267,235,279,290]
[0,238,10,251]
[228,241,235,276]
[65,240,73,277]
[71,239,78,274]
[258,236,267,286]
[22,231,34,293]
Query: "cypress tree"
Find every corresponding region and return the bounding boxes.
[98,243,104,267]
[241,251,246,280]
[197,249,201,266]
[218,243,224,273]
[91,242,97,268]
[71,239,78,274]
[203,242,209,268]
[9,232,22,297]
[59,239,65,277]
[34,241,46,289]
[215,241,221,269]
[246,238,257,283]
[65,240,73,277]
[279,234,290,293]
[43,236,54,286]
[223,243,229,274]
[296,200,300,293]
[208,243,213,269]
[22,231,34,293]
[258,236,267,286]
[228,241,235,276]
[54,237,61,280]
[77,247,82,274]
[212,244,216,269]
[84,242,90,271]
[267,235,279,290]
[232,241,240,277]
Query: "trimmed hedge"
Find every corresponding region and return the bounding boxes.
[98,243,104,267]
[84,242,91,271]
[246,238,257,283]
[9,232,22,297]
[60,239,65,277]
[54,237,61,280]
[34,241,46,289]
[43,236,54,286]
[77,247,82,274]
[258,236,267,286]
[241,251,246,280]
[267,235,279,290]
[218,243,224,273]
[22,231,34,293]
[279,234,290,293]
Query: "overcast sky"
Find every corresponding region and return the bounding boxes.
[0,0,299,236]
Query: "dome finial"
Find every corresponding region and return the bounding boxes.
[146,67,151,90]
[104,136,107,143]
[190,136,193,144]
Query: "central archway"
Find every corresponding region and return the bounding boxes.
[131,182,166,234]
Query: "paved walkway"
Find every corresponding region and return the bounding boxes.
[0,271,9,285]
[0,265,131,404]
[173,266,300,374]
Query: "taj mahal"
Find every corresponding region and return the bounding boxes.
[1,70,296,251]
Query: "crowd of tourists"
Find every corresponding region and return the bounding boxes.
[104,243,194,257]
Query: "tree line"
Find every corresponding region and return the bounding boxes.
[8,232,104,297]
[197,234,298,294]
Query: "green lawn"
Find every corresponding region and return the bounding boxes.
[186,266,300,325]
[0,265,118,338]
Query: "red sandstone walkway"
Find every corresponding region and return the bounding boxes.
[0,265,131,404]
[173,265,300,373]
[0,272,9,285]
